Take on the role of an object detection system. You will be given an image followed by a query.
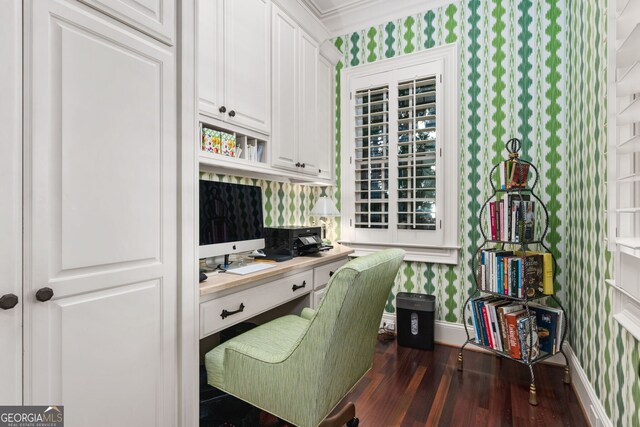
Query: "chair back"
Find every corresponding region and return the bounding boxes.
[301,248,405,421]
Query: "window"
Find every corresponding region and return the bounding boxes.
[607,0,640,340]
[340,45,459,263]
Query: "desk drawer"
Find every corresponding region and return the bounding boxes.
[313,258,349,290]
[200,269,313,338]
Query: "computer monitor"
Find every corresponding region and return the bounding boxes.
[199,180,265,259]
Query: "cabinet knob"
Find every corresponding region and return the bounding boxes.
[0,293,18,310]
[295,162,301,167]
[228,110,236,117]
[219,106,226,113]
[35,287,54,302]
[301,163,306,168]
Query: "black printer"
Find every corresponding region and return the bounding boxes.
[264,226,325,257]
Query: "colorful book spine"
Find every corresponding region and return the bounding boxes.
[543,252,554,295]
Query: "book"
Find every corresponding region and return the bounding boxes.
[528,303,562,354]
[543,252,554,294]
[517,315,541,362]
[505,309,528,358]
[497,304,523,349]
[510,162,530,188]
[515,252,544,298]
[489,201,497,240]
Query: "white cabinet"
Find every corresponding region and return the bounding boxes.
[78,0,175,43]
[271,4,336,180]
[22,1,177,426]
[198,0,271,135]
[317,53,335,180]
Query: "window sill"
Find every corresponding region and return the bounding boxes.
[338,240,460,264]
[606,279,640,341]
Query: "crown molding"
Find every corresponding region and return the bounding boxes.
[301,0,456,38]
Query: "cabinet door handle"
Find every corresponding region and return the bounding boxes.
[0,293,19,310]
[35,287,54,302]
[292,281,307,292]
[228,110,236,117]
[219,106,227,113]
[329,271,335,277]
[221,303,245,319]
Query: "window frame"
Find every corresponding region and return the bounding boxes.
[339,44,459,264]
[606,0,640,341]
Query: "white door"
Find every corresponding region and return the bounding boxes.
[224,0,271,134]
[317,54,334,181]
[0,1,23,406]
[197,0,225,120]
[297,31,320,176]
[271,4,299,171]
[24,2,177,427]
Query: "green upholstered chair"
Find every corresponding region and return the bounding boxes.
[204,249,405,427]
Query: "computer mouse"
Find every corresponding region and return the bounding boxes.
[199,272,208,282]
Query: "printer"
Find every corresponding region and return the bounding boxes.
[264,226,325,257]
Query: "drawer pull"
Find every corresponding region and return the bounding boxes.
[292,281,307,292]
[221,303,245,319]
[329,271,335,277]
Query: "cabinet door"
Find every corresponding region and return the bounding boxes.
[78,0,175,44]
[317,54,335,181]
[0,1,22,406]
[24,2,177,426]
[297,31,320,175]
[270,4,299,171]
[198,0,225,120]
[224,0,271,134]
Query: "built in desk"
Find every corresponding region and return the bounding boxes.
[199,244,354,338]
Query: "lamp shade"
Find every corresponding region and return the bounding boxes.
[310,196,340,217]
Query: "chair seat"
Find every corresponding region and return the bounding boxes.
[205,315,310,390]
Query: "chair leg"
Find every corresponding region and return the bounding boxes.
[319,402,356,427]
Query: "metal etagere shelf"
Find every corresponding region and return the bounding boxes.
[457,138,570,406]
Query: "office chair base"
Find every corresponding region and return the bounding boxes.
[319,402,356,427]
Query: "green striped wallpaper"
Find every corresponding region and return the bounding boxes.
[566,1,640,425]
[333,0,565,324]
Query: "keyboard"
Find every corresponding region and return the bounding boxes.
[226,263,276,275]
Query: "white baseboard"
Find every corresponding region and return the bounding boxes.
[380,315,612,427]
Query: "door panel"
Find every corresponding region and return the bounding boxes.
[224,0,270,134]
[78,0,175,44]
[24,2,177,426]
[197,0,224,120]
[0,0,22,406]
[270,4,298,171]
[298,32,319,175]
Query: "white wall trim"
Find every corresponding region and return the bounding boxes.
[312,0,458,38]
[178,1,199,426]
[380,315,612,427]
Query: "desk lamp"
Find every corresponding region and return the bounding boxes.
[310,196,340,245]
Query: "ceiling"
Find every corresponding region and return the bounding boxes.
[301,0,371,18]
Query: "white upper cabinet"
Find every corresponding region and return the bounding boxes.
[317,53,335,181]
[271,5,299,170]
[271,4,336,179]
[198,0,271,135]
[78,0,175,44]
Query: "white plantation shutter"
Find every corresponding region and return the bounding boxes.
[397,76,438,231]
[607,0,640,340]
[354,85,390,229]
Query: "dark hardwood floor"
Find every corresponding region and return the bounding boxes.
[332,339,588,427]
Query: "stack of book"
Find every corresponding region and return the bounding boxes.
[486,195,536,242]
[470,297,564,361]
[499,160,530,190]
[477,250,554,297]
